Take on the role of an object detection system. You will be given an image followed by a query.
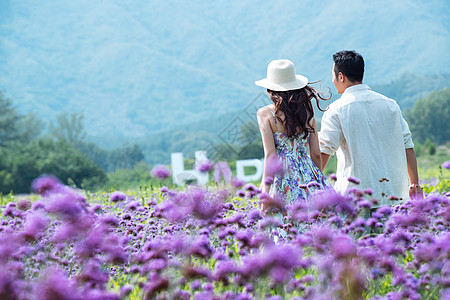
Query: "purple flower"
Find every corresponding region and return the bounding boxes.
[77,259,109,287]
[213,261,236,282]
[143,273,169,298]
[90,204,102,213]
[151,164,171,179]
[46,192,82,221]
[377,205,392,216]
[188,236,213,258]
[126,201,140,210]
[248,209,263,221]
[312,189,346,211]
[391,212,427,228]
[388,195,399,201]
[236,229,253,246]
[173,290,191,300]
[35,267,81,299]
[265,154,284,177]
[147,258,167,272]
[357,247,378,267]
[213,161,232,184]
[260,217,282,229]
[110,191,126,202]
[347,176,360,184]
[260,193,284,213]
[363,188,373,195]
[329,173,337,181]
[392,229,412,245]
[441,161,450,169]
[0,270,17,299]
[231,177,245,188]
[328,215,343,227]
[100,215,119,227]
[190,279,202,290]
[357,200,372,209]
[32,175,62,195]
[120,285,133,298]
[17,199,32,211]
[244,183,257,192]
[264,176,274,185]
[307,181,320,188]
[21,212,49,241]
[332,235,357,259]
[236,189,246,197]
[194,291,214,300]
[32,201,46,211]
[196,160,213,172]
[270,266,289,284]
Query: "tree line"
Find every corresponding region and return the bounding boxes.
[0,87,447,194]
[0,91,146,194]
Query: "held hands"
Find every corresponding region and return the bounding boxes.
[409,183,423,199]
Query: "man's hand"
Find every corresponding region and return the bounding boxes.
[409,183,423,199]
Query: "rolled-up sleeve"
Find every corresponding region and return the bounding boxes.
[319,110,342,156]
[401,116,414,149]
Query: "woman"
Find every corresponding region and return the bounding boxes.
[255,59,332,216]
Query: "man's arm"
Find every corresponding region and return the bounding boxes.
[406,148,422,198]
[318,109,341,172]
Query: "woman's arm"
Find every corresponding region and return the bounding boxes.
[308,117,322,170]
[257,107,276,212]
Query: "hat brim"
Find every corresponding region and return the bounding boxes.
[255,75,308,91]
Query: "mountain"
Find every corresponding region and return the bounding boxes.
[0,0,449,150]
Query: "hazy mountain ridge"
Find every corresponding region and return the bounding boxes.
[0,0,449,145]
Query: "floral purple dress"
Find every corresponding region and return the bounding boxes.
[269,110,332,206]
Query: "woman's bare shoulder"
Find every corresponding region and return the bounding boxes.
[257,104,274,117]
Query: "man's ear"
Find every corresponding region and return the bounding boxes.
[338,72,345,82]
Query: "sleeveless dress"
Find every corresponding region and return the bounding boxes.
[268,110,332,221]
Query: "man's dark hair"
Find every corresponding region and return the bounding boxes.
[333,50,364,83]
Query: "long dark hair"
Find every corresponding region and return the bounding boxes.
[268,84,330,139]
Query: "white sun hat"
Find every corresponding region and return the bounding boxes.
[255,59,308,91]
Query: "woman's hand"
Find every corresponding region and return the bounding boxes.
[260,203,267,216]
[308,117,322,169]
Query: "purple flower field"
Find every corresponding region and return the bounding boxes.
[0,175,449,300]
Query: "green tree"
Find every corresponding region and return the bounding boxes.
[239,121,261,145]
[106,161,154,190]
[0,138,106,194]
[49,112,86,146]
[405,88,450,145]
[16,112,45,143]
[0,91,20,146]
[75,141,110,171]
[237,121,263,159]
[109,143,145,171]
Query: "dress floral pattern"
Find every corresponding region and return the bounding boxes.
[268,111,332,240]
[269,111,332,204]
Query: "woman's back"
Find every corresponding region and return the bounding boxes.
[266,106,330,204]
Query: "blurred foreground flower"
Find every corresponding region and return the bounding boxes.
[196,160,213,173]
[151,165,171,179]
[110,191,126,202]
[32,175,63,195]
[213,162,232,184]
[347,176,360,184]
[441,161,450,169]
[265,154,284,177]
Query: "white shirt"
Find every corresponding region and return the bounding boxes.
[319,84,413,206]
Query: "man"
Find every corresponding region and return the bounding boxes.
[319,50,421,205]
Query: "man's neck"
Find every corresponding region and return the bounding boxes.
[342,81,363,93]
